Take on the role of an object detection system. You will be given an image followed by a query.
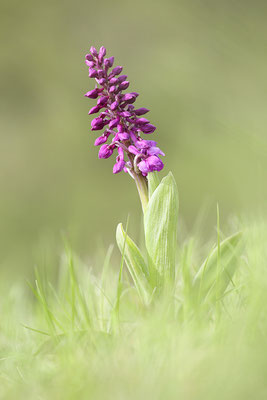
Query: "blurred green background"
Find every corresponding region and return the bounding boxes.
[1,0,267,274]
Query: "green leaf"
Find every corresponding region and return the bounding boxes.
[116,223,152,305]
[147,171,160,199]
[144,172,179,289]
[193,231,243,303]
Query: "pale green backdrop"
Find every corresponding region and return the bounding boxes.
[1,0,267,274]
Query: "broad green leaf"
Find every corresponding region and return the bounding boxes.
[147,171,160,199]
[144,172,179,288]
[116,223,152,305]
[193,231,243,303]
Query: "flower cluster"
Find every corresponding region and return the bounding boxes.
[84,46,164,176]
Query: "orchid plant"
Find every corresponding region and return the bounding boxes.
[84,46,242,307]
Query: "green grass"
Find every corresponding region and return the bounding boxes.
[1,219,267,399]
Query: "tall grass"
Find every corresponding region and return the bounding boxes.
[0,219,267,399]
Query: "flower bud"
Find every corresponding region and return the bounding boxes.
[109,77,118,85]
[98,46,106,63]
[94,135,108,146]
[117,75,128,83]
[85,54,94,61]
[104,56,114,68]
[109,117,120,129]
[89,68,98,78]
[113,159,125,174]
[136,118,150,125]
[117,132,129,140]
[99,144,113,159]
[90,46,98,56]
[97,96,108,107]
[89,105,100,115]
[134,107,150,115]
[111,66,123,76]
[85,60,94,67]
[110,101,119,111]
[140,124,156,134]
[119,81,130,90]
[84,89,99,99]
[109,86,116,94]
[91,117,105,131]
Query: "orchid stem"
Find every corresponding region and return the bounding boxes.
[133,173,149,214]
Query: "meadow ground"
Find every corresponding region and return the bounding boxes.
[1,218,267,400]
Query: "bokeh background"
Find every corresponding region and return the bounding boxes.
[1,0,267,275]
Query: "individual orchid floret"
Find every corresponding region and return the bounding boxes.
[84,46,164,178]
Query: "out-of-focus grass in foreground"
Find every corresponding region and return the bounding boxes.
[1,219,267,399]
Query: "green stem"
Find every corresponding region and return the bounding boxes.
[133,172,149,214]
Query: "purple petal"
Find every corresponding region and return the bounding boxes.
[128,145,139,155]
[117,132,129,140]
[136,140,157,149]
[146,155,164,172]
[138,160,149,174]
[147,147,165,156]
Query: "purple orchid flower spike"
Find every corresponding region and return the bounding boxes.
[84,46,165,211]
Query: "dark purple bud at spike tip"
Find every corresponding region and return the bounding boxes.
[90,46,98,56]
[98,46,106,63]
[84,46,164,175]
